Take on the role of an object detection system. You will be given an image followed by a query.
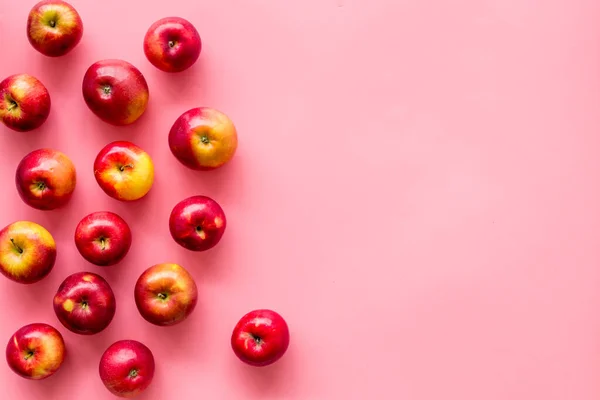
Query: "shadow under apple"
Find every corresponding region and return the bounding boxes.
[232,346,296,397]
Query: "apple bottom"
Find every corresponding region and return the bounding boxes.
[5,323,66,380]
[231,309,290,367]
[99,340,155,398]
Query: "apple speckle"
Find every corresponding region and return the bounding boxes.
[63,299,74,312]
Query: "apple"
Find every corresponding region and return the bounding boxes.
[99,340,155,398]
[53,272,116,335]
[0,74,50,132]
[231,309,290,367]
[143,17,201,73]
[0,221,56,284]
[169,195,226,252]
[6,323,66,380]
[74,211,132,266]
[82,59,149,126]
[16,148,76,210]
[94,141,154,201]
[168,107,238,170]
[26,0,83,57]
[134,263,198,326]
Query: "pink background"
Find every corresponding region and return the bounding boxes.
[1,0,600,398]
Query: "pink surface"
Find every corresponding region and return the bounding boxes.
[0,0,600,398]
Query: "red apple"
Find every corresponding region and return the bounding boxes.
[143,17,201,73]
[231,309,290,367]
[0,221,56,284]
[82,59,149,126]
[168,107,238,170]
[53,272,116,335]
[134,263,198,326]
[0,74,50,132]
[99,340,155,398]
[16,148,76,210]
[94,141,154,201]
[6,323,66,380]
[74,211,132,266]
[169,195,226,252]
[27,0,83,57]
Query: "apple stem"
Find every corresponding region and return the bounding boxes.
[157,293,167,300]
[129,369,139,378]
[100,237,106,250]
[168,40,175,48]
[119,164,133,172]
[23,351,34,360]
[201,135,209,144]
[9,239,23,254]
[49,20,56,27]
[7,101,17,111]
[251,334,263,345]
[103,85,111,95]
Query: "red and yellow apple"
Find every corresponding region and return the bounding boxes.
[169,195,227,252]
[94,141,154,201]
[6,323,66,380]
[134,263,198,326]
[143,17,201,73]
[168,107,238,170]
[53,272,116,335]
[27,0,83,57]
[231,309,290,367]
[0,221,56,284]
[82,59,149,126]
[16,148,76,210]
[0,74,51,132]
[99,340,155,398]
[74,211,132,266]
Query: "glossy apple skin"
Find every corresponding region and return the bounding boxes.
[0,74,50,132]
[134,263,198,327]
[82,59,149,126]
[0,221,56,284]
[231,309,290,367]
[75,211,132,266]
[99,340,155,398]
[169,195,226,252]
[53,272,116,335]
[27,0,83,57]
[168,107,238,170]
[94,141,154,201]
[6,323,66,380]
[16,148,76,210]
[143,17,201,73]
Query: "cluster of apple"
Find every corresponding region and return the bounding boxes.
[0,1,290,397]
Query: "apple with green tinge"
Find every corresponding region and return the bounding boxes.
[143,17,201,73]
[27,0,83,57]
[168,107,238,170]
[82,59,149,126]
[16,148,76,210]
[231,309,290,367]
[94,141,154,201]
[0,74,50,132]
[75,211,132,266]
[6,323,66,380]
[169,195,226,252]
[53,272,116,335]
[134,263,198,326]
[0,221,56,284]
[99,340,155,398]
